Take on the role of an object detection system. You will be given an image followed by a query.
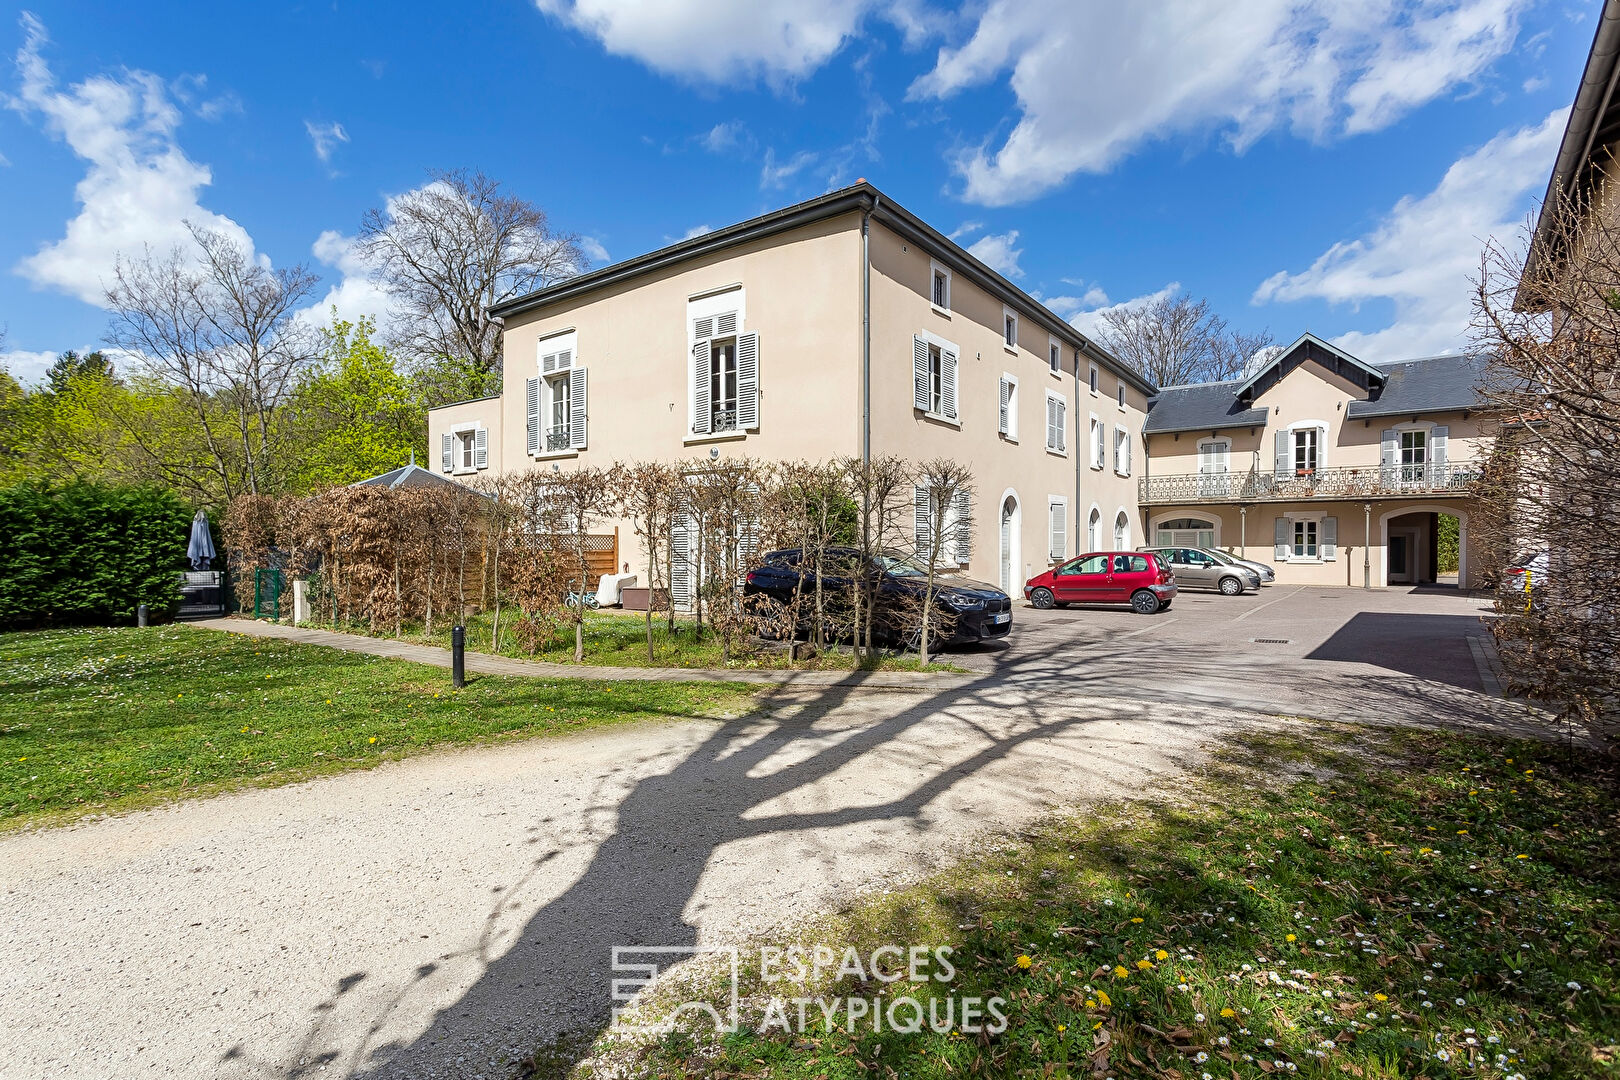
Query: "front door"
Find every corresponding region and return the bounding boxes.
[1389,533,1412,584]
[1053,554,1112,604]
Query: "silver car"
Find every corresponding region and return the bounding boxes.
[1141,547,1259,596]
[1202,546,1276,585]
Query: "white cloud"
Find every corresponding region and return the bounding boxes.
[910,0,1527,205]
[701,120,749,153]
[948,220,983,241]
[1252,108,1566,360]
[760,146,817,188]
[304,119,349,164]
[534,0,881,86]
[579,235,611,265]
[301,229,393,333]
[7,13,259,306]
[1043,285,1110,318]
[1064,281,1180,340]
[966,229,1023,278]
[0,347,58,385]
[681,223,713,241]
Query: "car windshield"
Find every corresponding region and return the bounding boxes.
[873,553,928,577]
[1202,549,1239,565]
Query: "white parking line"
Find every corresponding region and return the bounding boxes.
[1116,618,1176,639]
[1232,585,1307,623]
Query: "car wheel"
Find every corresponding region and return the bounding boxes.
[1029,587,1056,610]
[1218,575,1244,596]
[1130,589,1161,615]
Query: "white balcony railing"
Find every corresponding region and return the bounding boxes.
[1139,461,1479,504]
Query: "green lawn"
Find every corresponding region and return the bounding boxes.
[582,726,1619,1080]
[306,608,964,673]
[0,625,756,828]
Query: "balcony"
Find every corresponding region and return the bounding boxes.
[1139,462,1480,505]
[546,426,572,452]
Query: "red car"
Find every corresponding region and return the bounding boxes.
[1023,551,1177,614]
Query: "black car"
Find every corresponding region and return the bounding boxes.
[743,546,1013,647]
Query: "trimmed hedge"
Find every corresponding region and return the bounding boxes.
[0,482,194,629]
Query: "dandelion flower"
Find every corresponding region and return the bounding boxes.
[1285,934,1296,942]
[1220,1008,1235,1018]
[1155,949,1169,961]
[1016,955,1032,969]
[1136,959,1153,970]
[1113,966,1129,978]
[1096,990,1111,1008]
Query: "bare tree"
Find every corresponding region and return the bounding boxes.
[106,225,319,498]
[536,465,619,662]
[1474,179,1620,755]
[356,170,586,402]
[1098,292,1273,386]
[686,458,769,664]
[912,459,974,666]
[614,460,682,664]
[843,454,914,665]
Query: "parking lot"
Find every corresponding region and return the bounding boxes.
[951,584,1509,725]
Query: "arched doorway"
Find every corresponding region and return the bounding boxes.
[1151,514,1218,548]
[1378,504,1469,588]
[998,491,1021,593]
[1114,509,1130,550]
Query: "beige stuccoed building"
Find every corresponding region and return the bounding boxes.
[1139,334,1491,588]
[428,182,1153,597]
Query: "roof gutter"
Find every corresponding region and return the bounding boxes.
[1519,0,1620,302]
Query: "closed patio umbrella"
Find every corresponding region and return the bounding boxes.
[186,510,216,570]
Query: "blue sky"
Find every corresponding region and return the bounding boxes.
[0,1,1595,385]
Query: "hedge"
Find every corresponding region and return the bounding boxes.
[0,482,194,629]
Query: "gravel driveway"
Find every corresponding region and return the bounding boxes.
[2,676,1255,1079]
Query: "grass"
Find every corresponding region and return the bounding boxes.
[580,725,1619,1080]
[302,607,968,673]
[0,625,757,829]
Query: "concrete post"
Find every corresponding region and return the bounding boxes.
[292,578,311,624]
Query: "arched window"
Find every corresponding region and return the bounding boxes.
[1154,516,1216,549]
[1087,506,1101,551]
[1114,510,1130,550]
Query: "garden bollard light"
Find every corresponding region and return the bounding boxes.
[137,603,148,628]
[452,625,465,689]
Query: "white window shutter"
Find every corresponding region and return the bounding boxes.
[1380,428,1398,484]
[999,378,1010,434]
[1056,400,1066,451]
[914,484,931,555]
[525,378,540,455]
[735,331,759,430]
[1322,516,1338,561]
[953,490,971,563]
[474,427,488,469]
[1274,517,1290,561]
[670,508,693,612]
[941,346,958,419]
[1049,500,1066,560]
[1317,423,1329,470]
[691,342,711,435]
[1275,430,1290,475]
[913,337,930,411]
[1431,425,1449,484]
[569,367,588,450]
[441,433,452,473]
[1122,432,1131,475]
[693,317,715,341]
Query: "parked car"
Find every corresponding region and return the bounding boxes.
[1024,551,1177,614]
[1202,546,1276,585]
[743,546,1014,646]
[1502,550,1549,599]
[1140,547,1259,595]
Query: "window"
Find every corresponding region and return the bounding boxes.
[999,374,1018,438]
[1117,382,1127,408]
[1049,338,1061,374]
[1400,429,1427,483]
[1048,496,1067,560]
[930,262,951,311]
[444,425,487,474]
[1089,416,1104,469]
[457,431,476,470]
[1089,363,1099,394]
[915,485,971,564]
[1003,307,1018,349]
[1292,518,1318,559]
[1293,427,1319,474]
[1113,553,1148,573]
[1114,510,1130,550]
[544,372,572,449]
[1064,553,1109,576]
[1087,506,1101,550]
[913,335,959,421]
[708,338,739,431]
[1155,517,1217,549]
[1113,426,1131,475]
[1046,393,1067,454]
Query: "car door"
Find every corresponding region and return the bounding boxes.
[1180,549,1218,589]
[1111,553,1149,600]
[1053,554,1111,604]
[1159,548,1197,589]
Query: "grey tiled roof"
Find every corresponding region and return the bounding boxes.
[1347,353,1491,418]
[1142,382,1269,434]
[351,463,478,492]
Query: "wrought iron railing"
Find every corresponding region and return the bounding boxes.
[1139,461,1479,504]
[546,426,572,451]
[711,408,738,432]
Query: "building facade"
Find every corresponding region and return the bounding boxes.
[427,183,1153,595]
[1140,334,1490,587]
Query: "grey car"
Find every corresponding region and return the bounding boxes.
[1202,546,1276,585]
[1141,547,1259,596]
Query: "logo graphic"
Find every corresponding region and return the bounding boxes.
[610,945,741,1033]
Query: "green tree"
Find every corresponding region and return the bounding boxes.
[45,349,115,394]
[289,315,426,490]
